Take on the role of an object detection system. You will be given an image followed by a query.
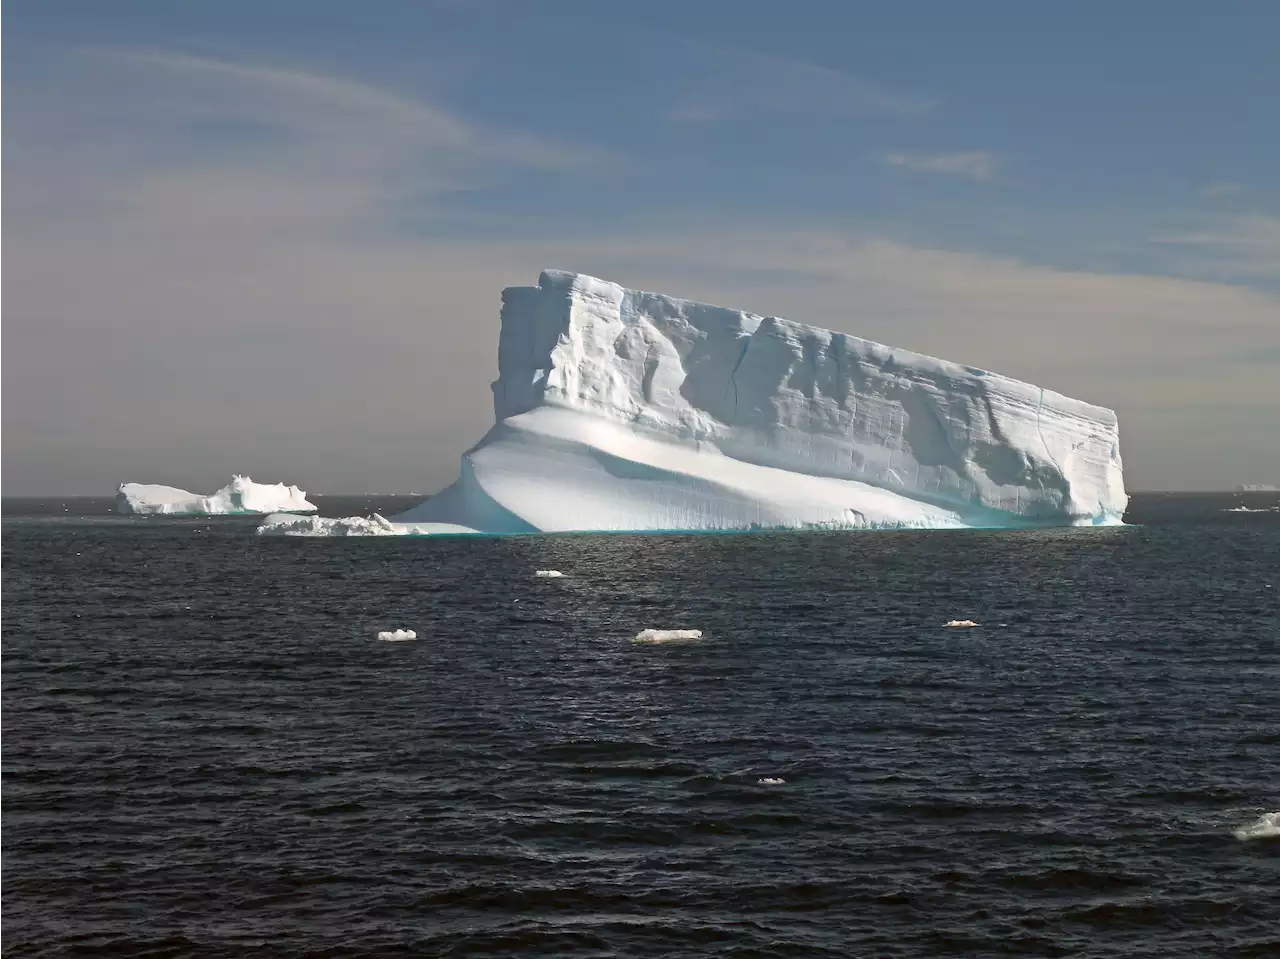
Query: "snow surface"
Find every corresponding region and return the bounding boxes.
[260,270,1127,536]
[118,475,316,516]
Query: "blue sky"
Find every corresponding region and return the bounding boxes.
[5,0,1279,492]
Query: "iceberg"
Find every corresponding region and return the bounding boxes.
[117,474,317,516]
[261,270,1127,536]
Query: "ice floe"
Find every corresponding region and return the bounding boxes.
[633,629,703,644]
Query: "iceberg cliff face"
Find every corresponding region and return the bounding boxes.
[379,271,1126,534]
[118,475,317,516]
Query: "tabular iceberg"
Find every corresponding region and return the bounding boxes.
[260,270,1126,536]
[118,475,317,516]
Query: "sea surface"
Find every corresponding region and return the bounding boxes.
[3,492,1278,957]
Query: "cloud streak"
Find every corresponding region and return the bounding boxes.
[1150,214,1280,281]
[884,151,1000,180]
[664,38,935,122]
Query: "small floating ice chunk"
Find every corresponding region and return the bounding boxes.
[633,629,703,644]
[1233,811,1280,841]
[943,619,980,628]
[534,569,565,578]
[376,629,417,642]
[757,777,786,786]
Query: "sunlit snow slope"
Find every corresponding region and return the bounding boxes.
[265,270,1126,535]
[118,475,316,516]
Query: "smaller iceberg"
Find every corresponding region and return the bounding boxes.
[116,475,317,516]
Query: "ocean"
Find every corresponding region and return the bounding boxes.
[3,492,1278,957]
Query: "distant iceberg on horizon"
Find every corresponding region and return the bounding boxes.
[259,270,1126,537]
[119,475,317,516]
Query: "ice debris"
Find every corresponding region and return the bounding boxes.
[1233,811,1280,841]
[256,513,476,536]
[534,570,565,578]
[943,620,981,628]
[757,777,786,786]
[376,629,417,642]
[633,629,703,644]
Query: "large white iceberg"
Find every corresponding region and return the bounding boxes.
[260,270,1126,536]
[118,475,317,516]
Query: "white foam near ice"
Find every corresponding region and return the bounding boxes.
[119,475,316,516]
[633,629,703,644]
[1232,811,1280,841]
[259,270,1128,537]
[534,570,565,578]
[376,629,417,642]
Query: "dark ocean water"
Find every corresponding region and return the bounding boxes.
[3,492,1278,958]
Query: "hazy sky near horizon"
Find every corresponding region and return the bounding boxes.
[4,0,1279,494]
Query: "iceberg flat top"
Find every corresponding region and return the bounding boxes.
[262,270,1127,536]
[119,475,317,516]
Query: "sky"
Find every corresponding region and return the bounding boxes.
[4,0,1278,494]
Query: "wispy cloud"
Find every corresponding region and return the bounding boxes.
[5,46,609,311]
[883,151,1000,180]
[1151,214,1280,281]
[663,38,935,122]
[140,50,595,172]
